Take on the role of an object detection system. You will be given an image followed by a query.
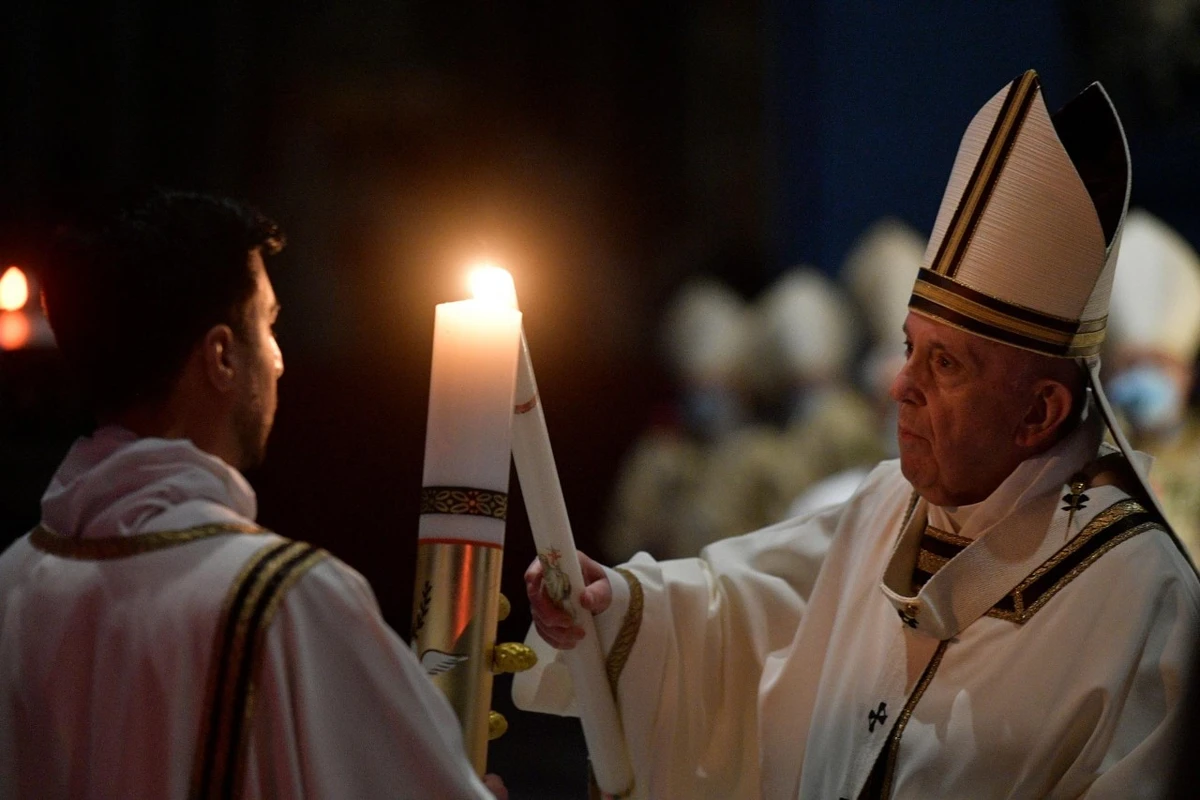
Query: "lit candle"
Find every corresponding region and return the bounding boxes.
[419,276,522,547]
[412,267,522,773]
[0,266,31,350]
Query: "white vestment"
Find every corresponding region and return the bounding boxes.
[0,426,494,800]
[515,412,1199,798]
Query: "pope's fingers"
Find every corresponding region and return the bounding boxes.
[524,556,544,586]
[579,578,613,615]
[525,574,542,605]
[527,578,577,632]
[576,552,614,615]
[534,619,580,650]
[530,598,574,631]
[578,551,607,583]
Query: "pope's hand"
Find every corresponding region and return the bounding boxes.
[524,551,612,649]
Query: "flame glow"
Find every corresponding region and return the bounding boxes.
[0,312,30,350]
[467,263,518,309]
[0,267,29,312]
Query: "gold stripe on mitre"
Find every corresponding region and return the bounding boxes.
[930,70,1040,279]
[911,268,1107,357]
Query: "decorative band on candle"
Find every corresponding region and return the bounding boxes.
[514,393,539,415]
[420,486,509,521]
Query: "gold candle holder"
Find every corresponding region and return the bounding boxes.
[412,538,504,774]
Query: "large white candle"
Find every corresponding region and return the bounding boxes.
[419,293,523,546]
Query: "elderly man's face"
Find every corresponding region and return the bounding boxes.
[889,312,1039,507]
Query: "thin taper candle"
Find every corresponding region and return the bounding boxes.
[510,331,635,796]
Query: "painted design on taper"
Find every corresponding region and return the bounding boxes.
[514,393,539,414]
[538,548,576,622]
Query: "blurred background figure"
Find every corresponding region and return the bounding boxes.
[787,218,926,517]
[1104,208,1200,554]
[603,277,751,560]
[745,267,858,428]
[690,266,875,544]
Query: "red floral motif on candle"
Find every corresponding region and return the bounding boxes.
[420,486,509,521]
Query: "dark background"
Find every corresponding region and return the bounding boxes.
[2,1,1198,796]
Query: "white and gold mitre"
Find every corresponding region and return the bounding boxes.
[1108,209,1200,364]
[909,69,1130,358]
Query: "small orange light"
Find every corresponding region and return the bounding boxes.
[0,311,30,350]
[0,266,29,312]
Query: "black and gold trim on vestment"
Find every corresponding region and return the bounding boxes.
[910,269,1107,358]
[987,499,1158,623]
[30,523,265,560]
[606,568,644,698]
[910,500,1160,624]
[191,539,328,800]
[419,486,508,521]
[859,641,951,800]
[929,70,1039,279]
[911,525,969,593]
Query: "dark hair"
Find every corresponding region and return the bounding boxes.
[42,191,285,418]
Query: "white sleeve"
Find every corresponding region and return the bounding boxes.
[244,557,496,800]
[513,502,843,798]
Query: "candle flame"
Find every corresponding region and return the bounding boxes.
[467,263,518,309]
[0,266,29,312]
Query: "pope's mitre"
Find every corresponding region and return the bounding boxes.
[909,69,1130,359]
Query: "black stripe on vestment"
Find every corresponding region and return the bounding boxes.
[219,543,318,799]
[918,533,967,562]
[1019,509,1157,611]
[193,540,319,800]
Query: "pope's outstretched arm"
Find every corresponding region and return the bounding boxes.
[514,502,841,798]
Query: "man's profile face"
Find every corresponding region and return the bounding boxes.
[889,312,1036,507]
[232,250,283,470]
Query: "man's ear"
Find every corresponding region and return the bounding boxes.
[201,324,238,392]
[1016,379,1074,448]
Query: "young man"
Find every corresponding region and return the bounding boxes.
[0,192,506,799]
[519,72,1200,798]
